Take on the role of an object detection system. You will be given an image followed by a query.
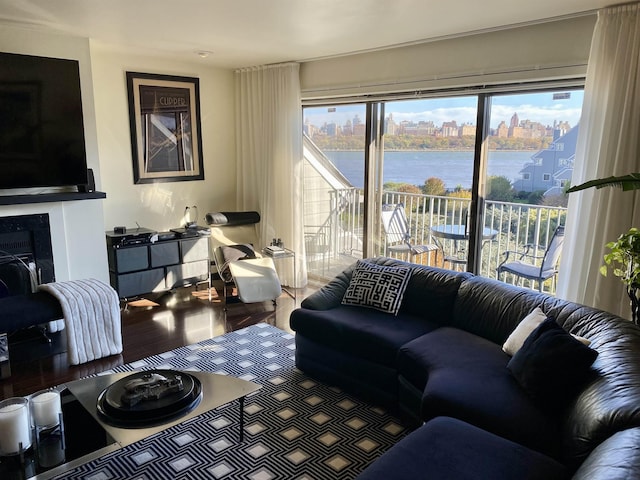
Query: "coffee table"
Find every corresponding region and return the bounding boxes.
[18,371,260,480]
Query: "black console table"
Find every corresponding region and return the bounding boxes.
[106,231,210,298]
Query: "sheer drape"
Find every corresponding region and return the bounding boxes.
[557,3,640,319]
[235,63,307,287]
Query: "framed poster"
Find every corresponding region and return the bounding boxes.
[126,72,204,184]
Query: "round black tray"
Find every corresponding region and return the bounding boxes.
[96,370,202,428]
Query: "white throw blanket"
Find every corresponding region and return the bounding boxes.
[38,279,123,365]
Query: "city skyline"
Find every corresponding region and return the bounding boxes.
[303,90,584,131]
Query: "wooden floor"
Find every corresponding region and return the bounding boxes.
[1,283,314,400]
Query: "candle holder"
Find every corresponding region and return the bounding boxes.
[30,388,66,469]
[0,397,33,457]
[30,388,62,430]
[35,413,65,469]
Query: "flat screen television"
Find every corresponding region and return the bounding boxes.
[0,52,88,190]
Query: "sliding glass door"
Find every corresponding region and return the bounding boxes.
[483,90,583,290]
[302,87,583,293]
[302,104,367,279]
[379,97,478,270]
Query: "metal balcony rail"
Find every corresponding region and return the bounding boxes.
[305,189,566,294]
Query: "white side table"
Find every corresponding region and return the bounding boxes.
[262,248,296,303]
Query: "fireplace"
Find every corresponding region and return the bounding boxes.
[0,214,54,296]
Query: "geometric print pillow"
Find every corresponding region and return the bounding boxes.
[341,260,412,315]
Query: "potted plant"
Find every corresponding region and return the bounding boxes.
[599,228,640,324]
[568,173,640,323]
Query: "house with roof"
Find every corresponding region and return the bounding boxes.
[513,125,579,195]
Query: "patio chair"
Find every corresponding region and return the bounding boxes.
[381,204,439,263]
[497,226,565,292]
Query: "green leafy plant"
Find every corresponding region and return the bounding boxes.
[568,173,640,323]
[567,173,640,192]
[600,228,640,324]
[601,227,640,285]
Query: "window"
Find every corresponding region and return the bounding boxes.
[302,104,367,278]
[303,87,583,293]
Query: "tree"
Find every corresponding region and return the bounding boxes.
[447,189,471,198]
[384,182,421,194]
[540,193,568,208]
[396,184,422,194]
[423,177,446,196]
[487,175,515,202]
[527,191,545,205]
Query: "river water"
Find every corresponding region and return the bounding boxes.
[325,150,534,189]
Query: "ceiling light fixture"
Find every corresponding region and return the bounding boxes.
[196,51,213,58]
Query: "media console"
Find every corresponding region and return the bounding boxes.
[106,230,210,298]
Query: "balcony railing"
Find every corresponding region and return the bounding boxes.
[306,189,567,294]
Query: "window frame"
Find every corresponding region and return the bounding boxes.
[302,80,585,274]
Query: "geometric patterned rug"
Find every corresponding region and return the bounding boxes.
[53,324,409,479]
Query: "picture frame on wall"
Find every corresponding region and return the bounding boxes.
[126,72,204,184]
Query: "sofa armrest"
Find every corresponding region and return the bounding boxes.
[300,261,356,310]
[0,292,63,333]
[571,428,640,480]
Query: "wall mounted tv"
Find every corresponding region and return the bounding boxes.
[0,52,88,190]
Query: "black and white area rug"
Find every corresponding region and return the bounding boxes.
[54,324,408,479]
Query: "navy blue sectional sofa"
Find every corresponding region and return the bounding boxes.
[289,257,640,479]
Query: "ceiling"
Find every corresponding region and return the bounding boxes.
[0,0,615,69]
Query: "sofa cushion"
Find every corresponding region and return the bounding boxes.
[398,264,471,320]
[355,416,568,480]
[398,327,561,458]
[342,260,411,315]
[451,275,549,345]
[290,305,440,367]
[300,257,470,324]
[508,317,598,413]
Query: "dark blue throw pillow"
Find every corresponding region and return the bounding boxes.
[507,317,598,412]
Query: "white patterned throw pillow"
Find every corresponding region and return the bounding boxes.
[341,260,412,315]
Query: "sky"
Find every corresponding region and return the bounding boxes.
[304,89,584,130]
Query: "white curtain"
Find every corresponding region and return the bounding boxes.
[557,3,640,320]
[235,63,307,288]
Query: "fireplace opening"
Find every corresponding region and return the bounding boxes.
[0,214,54,298]
[0,253,37,296]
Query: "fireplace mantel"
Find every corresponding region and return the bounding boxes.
[0,193,110,285]
[0,192,106,206]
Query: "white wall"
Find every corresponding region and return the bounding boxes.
[0,27,237,284]
[0,26,109,283]
[90,43,237,233]
[300,15,596,98]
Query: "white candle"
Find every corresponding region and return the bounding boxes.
[31,390,62,428]
[0,400,32,455]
